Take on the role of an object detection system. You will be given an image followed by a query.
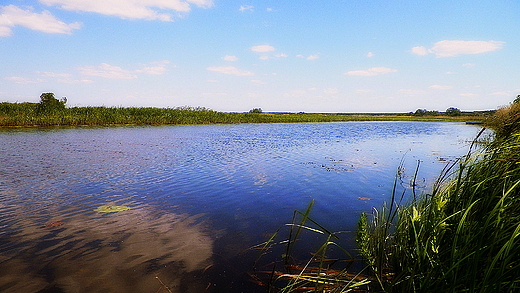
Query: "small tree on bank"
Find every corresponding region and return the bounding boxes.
[37,93,66,114]
[445,107,462,116]
[249,108,263,113]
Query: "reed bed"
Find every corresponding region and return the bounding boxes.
[0,102,483,127]
[254,103,520,293]
[357,104,520,292]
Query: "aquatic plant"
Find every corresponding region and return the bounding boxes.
[358,104,520,292]
[252,200,371,292]
[94,205,131,213]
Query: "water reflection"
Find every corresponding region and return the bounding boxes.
[0,206,213,293]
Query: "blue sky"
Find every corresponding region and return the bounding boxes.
[1,0,519,112]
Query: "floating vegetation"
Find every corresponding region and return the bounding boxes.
[93,205,131,213]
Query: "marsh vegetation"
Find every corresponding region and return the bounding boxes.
[254,100,520,292]
[0,93,486,127]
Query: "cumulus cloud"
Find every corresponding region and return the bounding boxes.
[239,5,254,12]
[411,40,504,57]
[222,55,238,61]
[366,52,374,58]
[251,45,275,53]
[207,66,254,76]
[39,0,214,21]
[78,61,170,79]
[345,67,397,77]
[411,46,429,56]
[296,54,320,60]
[273,53,288,58]
[307,54,320,60]
[0,5,81,37]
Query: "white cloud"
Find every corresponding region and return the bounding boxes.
[366,52,374,58]
[345,67,397,77]
[411,46,428,56]
[490,92,510,96]
[39,0,214,21]
[251,45,275,53]
[323,88,338,94]
[307,54,320,60]
[429,85,453,90]
[77,61,169,79]
[398,89,427,96]
[266,8,273,12]
[296,54,304,58]
[445,71,456,75]
[462,63,475,68]
[411,40,504,57]
[239,5,254,12]
[250,79,266,84]
[135,60,170,75]
[4,76,44,84]
[273,53,288,58]
[459,93,478,97]
[0,5,81,37]
[258,55,270,60]
[284,90,307,97]
[78,63,137,79]
[355,89,374,93]
[207,66,254,76]
[222,55,238,61]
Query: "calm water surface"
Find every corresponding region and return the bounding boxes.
[0,122,483,292]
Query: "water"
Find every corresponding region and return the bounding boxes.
[0,122,483,292]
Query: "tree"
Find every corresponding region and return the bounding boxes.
[414,109,428,116]
[249,108,263,113]
[37,92,66,113]
[445,107,462,116]
[513,95,520,104]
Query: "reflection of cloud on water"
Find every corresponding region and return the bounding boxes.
[0,207,213,293]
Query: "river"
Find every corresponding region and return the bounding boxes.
[0,122,484,292]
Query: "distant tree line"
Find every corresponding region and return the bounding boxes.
[413,107,462,116]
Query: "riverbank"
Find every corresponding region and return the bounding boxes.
[0,102,487,127]
[356,103,520,292]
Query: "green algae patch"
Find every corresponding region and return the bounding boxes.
[94,205,131,213]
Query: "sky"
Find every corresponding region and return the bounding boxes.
[1,0,519,113]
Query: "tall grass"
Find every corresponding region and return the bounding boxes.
[0,102,485,127]
[251,200,370,292]
[357,104,520,292]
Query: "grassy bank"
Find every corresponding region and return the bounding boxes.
[356,103,520,292]
[0,101,486,127]
[252,102,520,292]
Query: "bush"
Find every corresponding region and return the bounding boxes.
[37,93,66,114]
[445,107,461,116]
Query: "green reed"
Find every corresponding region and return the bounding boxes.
[357,107,520,292]
[0,102,484,127]
[252,200,370,292]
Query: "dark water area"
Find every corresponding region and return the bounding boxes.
[0,122,484,292]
